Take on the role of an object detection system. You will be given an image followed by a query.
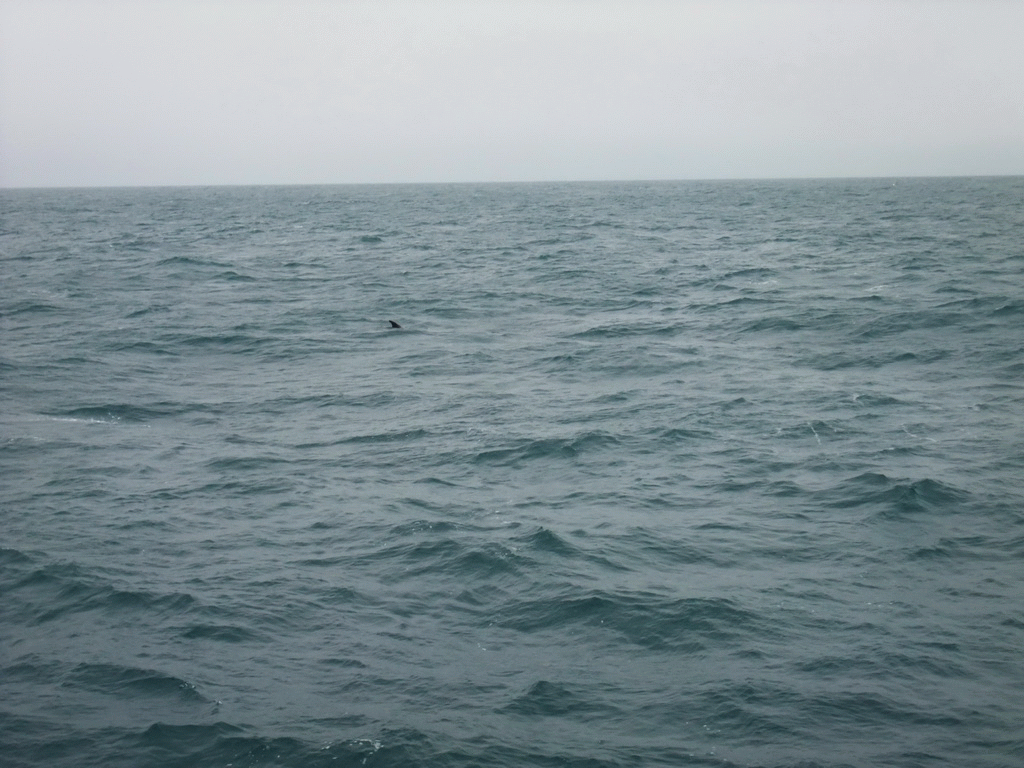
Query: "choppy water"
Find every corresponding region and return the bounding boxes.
[2,177,1023,768]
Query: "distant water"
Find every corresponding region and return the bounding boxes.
[2,178,1023,768]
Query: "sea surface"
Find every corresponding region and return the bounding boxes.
[2,177,1023,768]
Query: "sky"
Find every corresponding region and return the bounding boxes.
[1,0,1022,187]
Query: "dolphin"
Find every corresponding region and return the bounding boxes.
[388,320,402,329]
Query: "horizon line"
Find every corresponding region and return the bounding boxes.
[3,172,1022,192]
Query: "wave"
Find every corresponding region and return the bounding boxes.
[503,679,621,718]
[0,299,67,317]
[349,537,526,582]
[154,255,232,269]
[740,316,805,332]
[42,404,184,423]
[7,560,198,625]
[853,310,967,339]
[817,473,970,518]
[178,623,268,643]
[569,322,684,339]
[496,589,760,652]
[61,663,208,701]
[474,432,620,466]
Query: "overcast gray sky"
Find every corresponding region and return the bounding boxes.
[1,0,1022,187]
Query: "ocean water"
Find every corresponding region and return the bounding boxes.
[1,177,1023,768]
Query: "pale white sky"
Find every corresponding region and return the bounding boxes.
[1,0,1022,187]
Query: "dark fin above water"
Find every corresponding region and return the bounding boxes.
[388,320,402,329]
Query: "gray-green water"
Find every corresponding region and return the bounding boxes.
[2,178,1023,768]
